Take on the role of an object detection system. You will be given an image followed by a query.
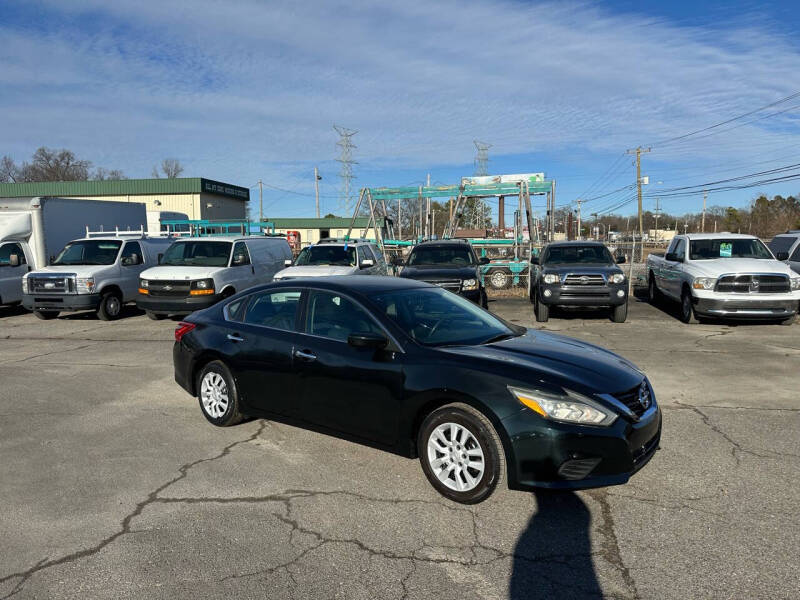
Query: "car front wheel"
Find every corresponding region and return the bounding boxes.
[418,403,504,504]
[197,360,244,427]
[680,289,698,324]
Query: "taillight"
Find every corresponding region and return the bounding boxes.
[174,322,197,342]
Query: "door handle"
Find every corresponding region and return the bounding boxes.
[294,349,317,362]
[226,333,245,342]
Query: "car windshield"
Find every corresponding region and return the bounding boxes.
[407,246,474,266]
[368,287,518,347]
[160,241,232,267]
[542,245,613,265]
[689,239,773,260]
[295,245,356,267]
[768,236,796,255]
[52,240,122,266]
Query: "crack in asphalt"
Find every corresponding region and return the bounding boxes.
[0,343,96,365]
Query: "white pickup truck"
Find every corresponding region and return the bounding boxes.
[646,233,800,324]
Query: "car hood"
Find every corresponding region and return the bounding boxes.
[139,266,227,280]
[540,264,621,275]
[275,265,356,279]
[689,258,794,277]
[27,265,115,278]
[438,329,642,395]
[400,265,477,280]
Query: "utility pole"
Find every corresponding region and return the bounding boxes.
[576,199,583,240]
[314,167,321,218]
[426,173,431,239]
[701,190,707,233]
[626,146,651,243]
[653,198,662,242]
[258,179,263,223]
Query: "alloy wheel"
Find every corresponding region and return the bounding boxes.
[200,372,229,418]
[426,422,485,492]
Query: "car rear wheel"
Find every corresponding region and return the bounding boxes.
[480,289,489,309]
[487,269,511,290]
[611,302,628,323]
[197,360,244,427]
[97,291,122,321]
[418,403,504,504]
[33,310,59,320]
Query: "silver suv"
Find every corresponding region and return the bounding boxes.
[768,231,800,274]
[273,238,388,280]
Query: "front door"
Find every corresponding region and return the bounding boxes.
[221,289,303,417]
[0,242,29,304]
[119,241,147,300]
[292,289,404,445]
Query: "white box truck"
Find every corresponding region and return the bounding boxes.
[0,197,146,308]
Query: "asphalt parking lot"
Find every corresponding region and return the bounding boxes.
[1,294,798,599]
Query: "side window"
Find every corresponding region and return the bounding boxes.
[666,238,676,254]
[790,243,800,262]
[672,238,685,259]
[306,290,382,342]
[225,297,248,322]
[243,290,301,330]
[232,242,251,266]
[121,241,142,266]
[0,243,26,265]
[370,244,386,267]
[356,246,369,264]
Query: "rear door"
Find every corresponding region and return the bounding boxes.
[221,289,304,417]
[291,289,404,444]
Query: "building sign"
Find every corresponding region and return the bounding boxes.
[201,178,250,201]
[461,173,545,186]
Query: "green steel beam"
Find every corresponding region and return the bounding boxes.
[369,181,551,201]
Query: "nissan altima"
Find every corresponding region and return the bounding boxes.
[172,276,660,504]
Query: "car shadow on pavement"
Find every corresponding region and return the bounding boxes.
[509,490,601,599]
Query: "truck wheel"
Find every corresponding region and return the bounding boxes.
[480,289,489,309]
[535,295,549,322]
[680,289,698,324]
[780,314,795,326]
[611,302,628,323]
[146,311,166,321]
[97,291,122,321]
[33,310,60,320]
[487,269,511,290]
[648,273,661,303]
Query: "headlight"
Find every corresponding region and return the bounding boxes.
[76,277,95,294]
[190,278,215,295]
[508,386,617,426]
[791,277,800,291]
[139,279,149,289]
[692,277,716,290]
[610,273,625,284]
[22,277,29,294]
[462,278,478,291]
[542,273,560,284]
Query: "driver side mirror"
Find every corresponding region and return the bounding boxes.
[529,255,539,265]
[616,255,626,264]
[360,259,374,269]
[665,252,683,263]
[157,253,164,264]
[233,254,247,266]
[776,251,789,261]
[479,256,490,265]
[122,253,140,266]
[284,259,293,267]
[347,332,388,349]
[9,254,20,267]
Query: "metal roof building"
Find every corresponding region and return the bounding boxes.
[267,217,386,246]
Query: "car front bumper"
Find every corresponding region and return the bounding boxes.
[22,293,100,312]
[538,284,627,307]
[136,293,222,315]
[501,402,661,491]
[693,297,798,319]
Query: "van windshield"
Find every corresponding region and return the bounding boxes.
[295,245,356,267]
[52,240,122,266]
[160,241,232,267]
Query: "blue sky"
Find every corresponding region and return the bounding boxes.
[1,0,799,222]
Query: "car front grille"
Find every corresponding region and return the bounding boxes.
[563,273,605,286]
[29,275,73,294]
[715,274,790,294]
[614,383,647,418]
[424,279,461,292]
[148,280,192,297]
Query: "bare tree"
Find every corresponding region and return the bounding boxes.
[0,155,19,182]
[152,158,184,179]
[19,147,92,182]
[93,167,127,180]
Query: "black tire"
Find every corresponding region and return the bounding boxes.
[611,302,628,323]
[486,269,512,290]
[535,293,549,322]
[780,314,795,326]
[33,310,59,320]
[146,311,166,321]
[417,402,504,504]
[648,273,661,304]
[97,291,123,321]
[196,360,244,427]
[680,288,698,324]
[480,289,489,309]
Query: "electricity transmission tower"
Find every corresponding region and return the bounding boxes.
[334,125,358,215]
[471,140,492,228]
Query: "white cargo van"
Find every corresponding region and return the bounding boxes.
[22,228,174,320]
[137,235,292,318]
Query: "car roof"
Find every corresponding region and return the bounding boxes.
[173,235,278,242]
[258,275,431,294]
[544,241,606,247]
[681,233,758,240]
[412,239,471,248]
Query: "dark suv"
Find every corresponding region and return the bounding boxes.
[395,240,490,307]
[530,241,628,322]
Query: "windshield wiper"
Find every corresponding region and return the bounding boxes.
[481,333,516,345]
